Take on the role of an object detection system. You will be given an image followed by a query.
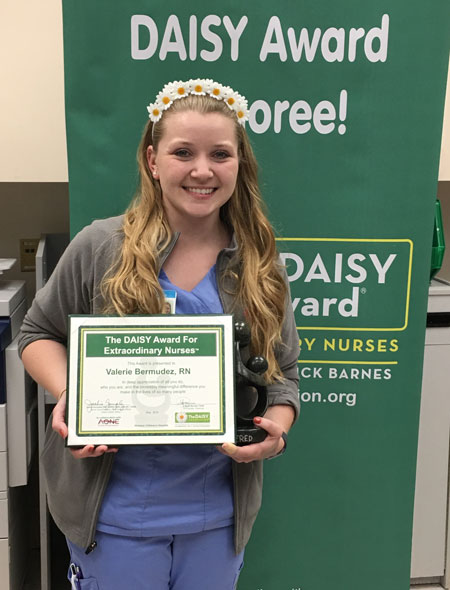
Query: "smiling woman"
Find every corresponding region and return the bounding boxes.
[18,78,300,590]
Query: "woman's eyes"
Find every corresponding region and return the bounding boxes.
[172,149,231,160]
[173,149,191,158]
[213,150,230,160]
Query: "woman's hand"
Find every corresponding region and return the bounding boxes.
[219,416,286,463]
[52,392,118,459]
[219,405,295,463]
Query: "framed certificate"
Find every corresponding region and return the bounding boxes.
[66,315,235,446]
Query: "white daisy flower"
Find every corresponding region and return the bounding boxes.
[209,82,226,100]
[147,102,164,123]
[172,80,189,100]
[156,89,173,109]
[235,108,248,126]
[190,78,207,95]
[224,92,241,111]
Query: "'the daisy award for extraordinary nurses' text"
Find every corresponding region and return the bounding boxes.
[66,315,235,446]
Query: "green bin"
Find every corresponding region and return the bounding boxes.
[430,199,446,280]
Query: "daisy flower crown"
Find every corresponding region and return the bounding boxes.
[146,79,249,126]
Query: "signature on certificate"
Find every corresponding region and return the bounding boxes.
[85,399,128,413]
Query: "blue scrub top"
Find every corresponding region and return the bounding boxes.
[97,265,234,537]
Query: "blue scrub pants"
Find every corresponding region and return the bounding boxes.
[67,526,244,589]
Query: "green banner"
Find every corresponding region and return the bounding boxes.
[62,1,450,588]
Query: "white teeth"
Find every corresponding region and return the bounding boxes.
[185,187,215,195]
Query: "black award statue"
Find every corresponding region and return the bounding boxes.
[234,321,269,446]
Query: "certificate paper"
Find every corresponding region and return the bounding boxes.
[66,315,235,446]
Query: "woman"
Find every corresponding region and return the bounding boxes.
[19,79,300,589]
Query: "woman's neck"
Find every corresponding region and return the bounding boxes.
[161,213,231,291]
[167,212,231,251]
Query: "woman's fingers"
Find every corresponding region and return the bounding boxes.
[52,395,68,439]
[219,417,285,463]
[253,416,284,438]
[52,394,118,458]
[70,445,118,459]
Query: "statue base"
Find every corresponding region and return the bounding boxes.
[235,426,267,446]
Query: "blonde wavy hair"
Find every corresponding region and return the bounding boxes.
[101,94,287,382]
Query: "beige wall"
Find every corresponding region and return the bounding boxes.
[439,64,450,181]
[0,183,69,303]
[0,0,67,182]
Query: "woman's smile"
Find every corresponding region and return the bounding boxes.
[183,186,217,196]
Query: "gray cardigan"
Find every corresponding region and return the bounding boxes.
[19,215,300,554]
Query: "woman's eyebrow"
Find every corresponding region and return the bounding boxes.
[166,139,236,149]
[211,142,235,148]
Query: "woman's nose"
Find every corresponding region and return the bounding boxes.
[191,156,213,179]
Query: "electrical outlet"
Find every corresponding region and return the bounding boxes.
[20,238,40,272]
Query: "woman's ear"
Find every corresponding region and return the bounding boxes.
[146,145,159,179]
